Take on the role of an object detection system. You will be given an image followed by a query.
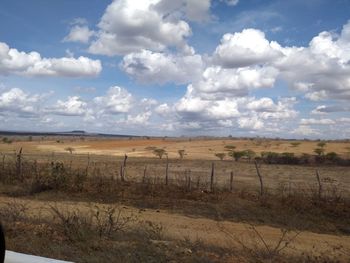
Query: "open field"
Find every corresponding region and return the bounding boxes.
[0,136,349,159]
[0,137,350,262]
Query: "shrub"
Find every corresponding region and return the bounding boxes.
[153,148,166,159]
[243,149,256,162]
[224,145,236,151]
[65,147,75,154]
[2,137,12,144]
[317,142,327,148]
[325,152,339,162]
[290,142,301,147]
[215,153,226,160]
[178,149,186,159]
[228,151,246,161]
[314,148,324,156]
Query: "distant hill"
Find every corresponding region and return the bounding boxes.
[0,130,139,138]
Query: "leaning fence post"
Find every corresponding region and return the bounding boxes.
[120,154,128,182]
[316,169,322,200]
[210,162,215,192]
[254,160,264,197]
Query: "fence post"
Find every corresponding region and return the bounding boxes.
[254,160,264,197]
[143,165,147,183]
[16,148,23,181]
[210,162,215,192]
[187,169,192,191]
[316,169,322,200]
[120,154,127,182]
[230,171,234,192]
[165,154,169,185]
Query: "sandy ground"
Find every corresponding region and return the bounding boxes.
[1,196,349,260]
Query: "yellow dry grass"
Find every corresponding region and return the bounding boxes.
[1,138,349,160]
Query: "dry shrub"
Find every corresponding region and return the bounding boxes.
[220,223,301,263]
[0,199,29,222]
[49,204,137,242]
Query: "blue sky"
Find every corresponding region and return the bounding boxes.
[0,0,350,138]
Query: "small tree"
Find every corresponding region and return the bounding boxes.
[215,152,226,160]
[290,142,300,147]
[65,147,75,154]
[244,149,256,162]
[314,148,324,156]
[317,142,326,148]
[178,149,186,159]
[224,145,236,151]
[153,148,166,159]
[229,151,245,161]
[325,152,339,162]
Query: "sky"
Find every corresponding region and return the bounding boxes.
[0,0,350,139]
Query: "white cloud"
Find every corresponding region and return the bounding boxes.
[175,87,241,121]
[47,96,88,116]
[213,29,283,68]
[191,65,278,99]
[155,103,172,117]
[121,49,203,85]
[221,0,239,6]
[275,21,350,100]
[93,86,133,114]
[292,125,320,136]
[0,88,42,116]
[88,0,194,56]
[300,118,335,125]
[238,116,264,130]
[155,0,211,22]
[123,111,152,125]
[63,25,95,44]
[0,42,102,77]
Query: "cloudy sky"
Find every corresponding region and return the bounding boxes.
[0,0,350,138]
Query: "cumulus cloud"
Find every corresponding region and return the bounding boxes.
[46,96,88,116]
[213,29,283,68]
[0,88,42,116]
[275,21,350,100]
[0,42,102,77]
[93,86,133,114]
[154,0,211,22]
[155,103,172,117]
[311,104,350,115]
[238,116,264,130]
[300,118,335,125]
[221,0,239,6]
[292,125,320,136]
[121,49,203,85]
[63,25,95,44]
[211,21,350,102]
[123,111,152,125]
[88,0,195,56]
[189,65,278,99]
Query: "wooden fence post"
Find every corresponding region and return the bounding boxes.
[16,148,23,181]
[316,169,322,200]
[210,162,215,192]
[187,169,192,191]
[254,160,264,197]
[143,165,147,183]
[230,171,234,192]
[165,154,169,185]
[120,154,128,182]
